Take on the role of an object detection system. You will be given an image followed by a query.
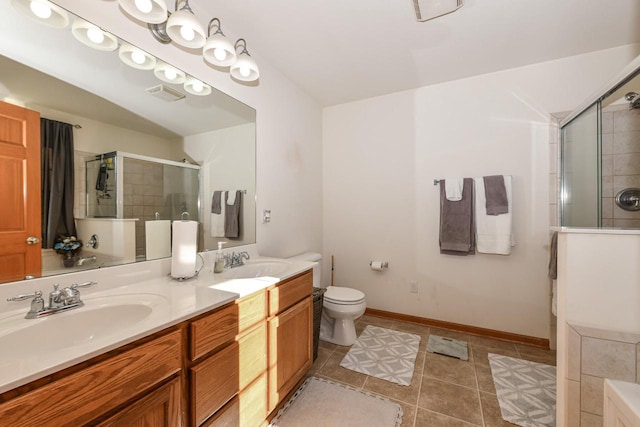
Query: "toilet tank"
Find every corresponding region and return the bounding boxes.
[287,252,322,287]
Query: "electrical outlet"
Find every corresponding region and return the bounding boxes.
[409,280,418,293]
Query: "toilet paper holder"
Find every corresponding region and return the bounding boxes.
[369,261,389,270]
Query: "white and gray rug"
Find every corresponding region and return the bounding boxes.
[340,325,420,386]
[270,377,403,427]
[426,334,469,360]
[488,353,556,427]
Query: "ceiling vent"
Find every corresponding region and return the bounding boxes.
[413,0,463,22]
[145,84,186,102]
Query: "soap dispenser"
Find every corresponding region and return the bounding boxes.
[214,241,227,273]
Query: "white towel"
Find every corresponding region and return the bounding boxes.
[474,176,515,255]
[227,189,237,205]
[210,191,226,237]
[445,177,464,201]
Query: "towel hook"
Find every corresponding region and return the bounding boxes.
[181,212,190,220]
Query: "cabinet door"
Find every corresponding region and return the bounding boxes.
[96,377,182,427]
[268,296,312,412]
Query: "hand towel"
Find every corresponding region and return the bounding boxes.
[444,177,464,201]
[483,175,509,215]
[210,191,226,237]
[548,231,558,280]
[474,176,514,255]
[439,178,475,255]
[224,190,242,238]
[227,189,237,205]
[211,191,222,214]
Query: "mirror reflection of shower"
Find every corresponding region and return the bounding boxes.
[86,153,116,218]
[624,92,640,109]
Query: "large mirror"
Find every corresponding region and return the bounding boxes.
[0,1,256,284]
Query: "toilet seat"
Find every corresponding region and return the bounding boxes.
[324,287,365,305]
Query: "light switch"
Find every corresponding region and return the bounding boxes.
[262,209,271,223]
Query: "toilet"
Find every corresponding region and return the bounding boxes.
[287,252,366,346]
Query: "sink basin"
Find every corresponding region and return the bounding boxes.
[221,259,292,279]
[0,297,163,359]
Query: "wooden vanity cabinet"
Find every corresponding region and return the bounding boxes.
[267,270,313,413]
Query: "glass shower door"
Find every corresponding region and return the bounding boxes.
[561,102,601,227]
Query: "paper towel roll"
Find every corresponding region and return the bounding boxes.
[145,220,171,260]
[171,220,198,279]
[370,261,384,271]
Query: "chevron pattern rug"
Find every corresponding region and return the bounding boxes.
[340,325,420,386]
[488,353,556,427]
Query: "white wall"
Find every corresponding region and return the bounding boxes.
[323,44,640,339]
[54,1,324,259]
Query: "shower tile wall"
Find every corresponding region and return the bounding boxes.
[73,150,91,219]
[602,106,640,227]
[122,159,165,258]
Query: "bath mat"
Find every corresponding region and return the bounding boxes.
[340,325,420,386]
[426,334,469,361]
[270,377,402,427]
[488,353,556,427]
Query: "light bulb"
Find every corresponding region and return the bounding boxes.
[30,0,52,19]
[164,68,177,80]
[134,0,153,13]
[213,48,227,61]
[86,27,104,44]
[240,66,251,78]
[131,50,146,65]
[191,81,203,93]
[180,25,195,41]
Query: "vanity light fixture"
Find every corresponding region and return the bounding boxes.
[10,0,69,28]
[230,39,259,82]
[154,60,186,84]
[71,18,118,51]
[118,0,168,24]
[202,18,236,67]
[165,0,206,49]
[118,42,157,70]
[184,75,211,96]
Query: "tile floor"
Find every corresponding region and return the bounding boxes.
[308,314,557,427]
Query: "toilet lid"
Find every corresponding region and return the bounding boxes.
[324,286,365,304]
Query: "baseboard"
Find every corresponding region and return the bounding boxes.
[365,308,550,349]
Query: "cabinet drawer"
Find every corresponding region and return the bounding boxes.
[191,342,240,426]
[268,270,312,317]
[238,321,267,391]
[191,302,238,361]
[238,290,266,333]
[0,330,182,427]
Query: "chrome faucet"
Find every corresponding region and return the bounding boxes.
[7,281,97,319]
[227,251,251,268]
[77,255,97,266]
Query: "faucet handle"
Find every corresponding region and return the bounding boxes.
[7,290,42,302]
[71,281,98,289]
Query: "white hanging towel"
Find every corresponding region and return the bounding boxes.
[444,177,464,201]
[210,191,226,237]
[474,176,515,255]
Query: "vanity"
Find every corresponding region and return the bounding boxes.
[0,251,315,426]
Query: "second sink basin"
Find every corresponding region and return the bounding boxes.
[221,259,292,279]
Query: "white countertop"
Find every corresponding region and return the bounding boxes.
[551,226,640,235]
[0,254,315,394]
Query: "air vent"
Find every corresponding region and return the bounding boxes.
[413,0,463,22]
[145,84,186,102]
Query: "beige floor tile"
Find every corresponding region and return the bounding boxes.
[479,391,519,427]
[363,352,425,405]
[307,347,333,376]
[317,352,368,388]
[318,339,338,352]
[469,336,517,352]
[392,399,417,427]
[423,353,477,388]
[475,365,496,394]
[470,345,520,369]
[418,377,483,425]
[333,344,352,355]
[516,352,557,367]
[515,344,556,359]
[414,408,479,426]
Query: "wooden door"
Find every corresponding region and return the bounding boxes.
[0,101,41,283]
[268,296,313,412]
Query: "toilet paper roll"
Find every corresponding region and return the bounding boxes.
[171,220,198,279]
[370,261,384,271]
[145,220,171,260]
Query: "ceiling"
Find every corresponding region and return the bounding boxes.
[195,0,640,106]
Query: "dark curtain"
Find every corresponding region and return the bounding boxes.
[41,118,76,249]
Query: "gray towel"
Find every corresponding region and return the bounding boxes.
[483,175,508,215]
[439,178,475,255]
[548,231,558,280]
[211,191,222,214]
[224,191,242,238]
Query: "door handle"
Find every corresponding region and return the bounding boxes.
[26,236,40,245]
